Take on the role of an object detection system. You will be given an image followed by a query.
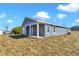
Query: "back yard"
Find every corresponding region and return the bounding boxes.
[0,31,79,56]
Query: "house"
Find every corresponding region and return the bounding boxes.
[3,31,11,35]
[22,17,71,38]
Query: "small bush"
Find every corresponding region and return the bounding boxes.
[12,26,22,34]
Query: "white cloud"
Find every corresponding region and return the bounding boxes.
[57,13,66,19]
[34,11,50,19]
[0,13,6,18]
[7,20,13,23]
[57,3,79,12]
[75,19,79,23]
[71,19,79,26]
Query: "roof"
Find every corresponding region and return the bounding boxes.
[22,17,70,29]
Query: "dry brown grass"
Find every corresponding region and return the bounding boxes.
[0,31,79,56]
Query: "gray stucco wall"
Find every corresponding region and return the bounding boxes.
[45,24,69,37]
[53,27,68,36]
[22,26,26,35]
[45,25,51,37]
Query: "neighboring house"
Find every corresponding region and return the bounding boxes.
[0,30,3,35]
[4,31,11,35]
[22,17,71,38]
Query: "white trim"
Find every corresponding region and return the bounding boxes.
[31,26,33,36]
[29,24,31,36]
[25,22,37,26]
[37,22,39,38]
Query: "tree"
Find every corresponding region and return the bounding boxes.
[12,26,22,34]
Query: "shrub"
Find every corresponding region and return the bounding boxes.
[12,26,22,34]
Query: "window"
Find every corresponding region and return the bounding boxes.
[54,26,55,32]
[47,26,50,32]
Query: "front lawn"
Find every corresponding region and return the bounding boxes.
[0,31,79,56]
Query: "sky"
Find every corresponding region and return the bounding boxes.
[0,3,79,30]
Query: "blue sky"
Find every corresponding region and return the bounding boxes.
[0,3,79,30]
